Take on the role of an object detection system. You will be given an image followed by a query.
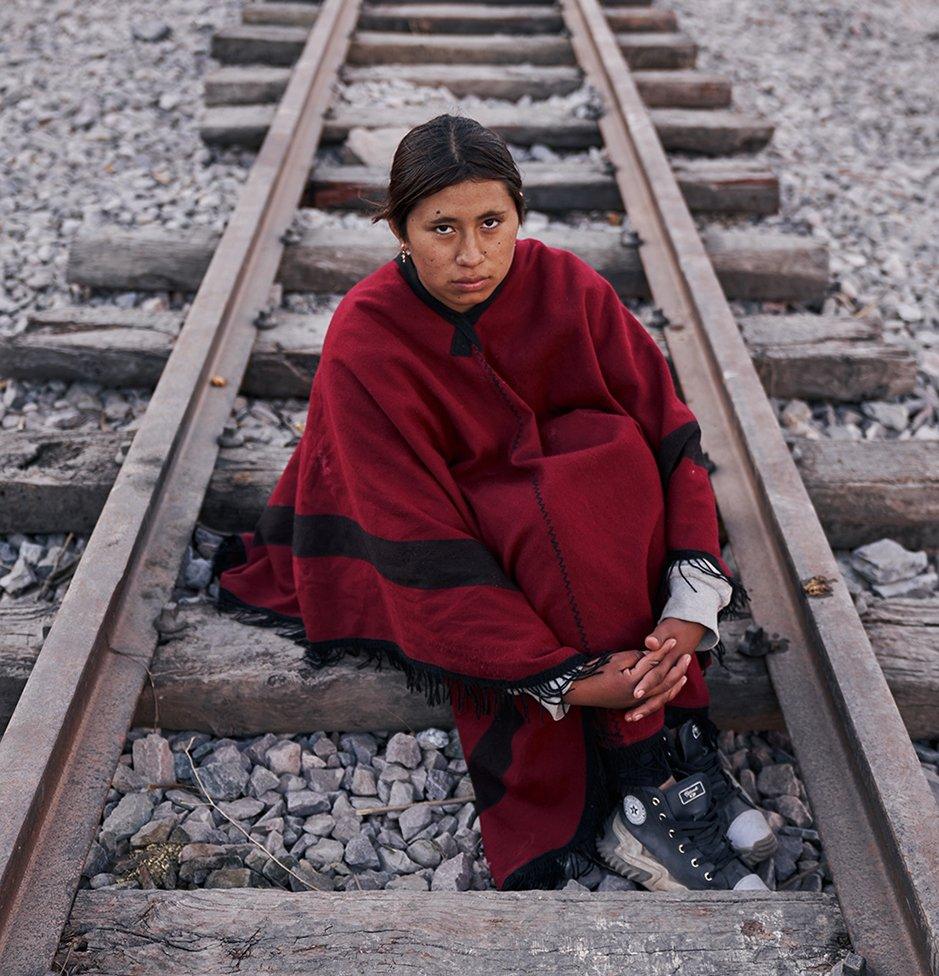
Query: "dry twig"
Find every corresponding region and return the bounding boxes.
[356,794,476,817]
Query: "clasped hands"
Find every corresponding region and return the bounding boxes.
[561,618,705,721]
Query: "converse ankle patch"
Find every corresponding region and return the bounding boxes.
[623,795,646,825]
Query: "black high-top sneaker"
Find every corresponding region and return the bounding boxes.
[596,771,768,891]
[668,718,777,866]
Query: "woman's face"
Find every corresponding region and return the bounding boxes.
[395,178,521,313]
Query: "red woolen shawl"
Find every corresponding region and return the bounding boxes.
[215,236,745,889]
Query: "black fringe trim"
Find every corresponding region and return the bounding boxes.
[216,585,615,720]
[505,653,614,708]
[658,549,750,669]
[595,729,672,792]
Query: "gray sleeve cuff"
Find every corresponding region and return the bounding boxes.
[660,562,733,651]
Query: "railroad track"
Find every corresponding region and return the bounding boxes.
[0,1,936,974]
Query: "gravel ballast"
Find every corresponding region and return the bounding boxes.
[86,724,831,894]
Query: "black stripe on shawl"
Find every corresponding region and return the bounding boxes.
[253,505,519,591]
[466,698,527,814]
[656,420,712,485]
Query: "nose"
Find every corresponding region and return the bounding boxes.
[456,231,485,268]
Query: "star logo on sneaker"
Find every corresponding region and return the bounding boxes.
[678,780,706,805]
[691,724,701,739]
[623,795,646,825]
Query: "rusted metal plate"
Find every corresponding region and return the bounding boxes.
[562,2,939,975]
[0,2,363,972]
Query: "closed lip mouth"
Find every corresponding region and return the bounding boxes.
[453,277,488,284]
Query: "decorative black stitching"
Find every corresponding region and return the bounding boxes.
[471,345,595,659]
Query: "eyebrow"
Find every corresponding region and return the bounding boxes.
[424,209,508,224]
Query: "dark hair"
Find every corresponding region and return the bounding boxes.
[369,114,526,240]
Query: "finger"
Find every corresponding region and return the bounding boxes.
[632,636,677,674]
[630,664,689,714]
[665,678,686,703]
[633,648,687,698]
[626,675,688,721]
[643,634,661,652]
[623,651,664,680]
[613,650,643,670]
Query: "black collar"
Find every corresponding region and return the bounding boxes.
[395,251,511,356]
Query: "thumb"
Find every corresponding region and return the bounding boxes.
[644,633,661,652]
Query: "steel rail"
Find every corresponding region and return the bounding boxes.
[0,2,362,972]
[562,2,939,974]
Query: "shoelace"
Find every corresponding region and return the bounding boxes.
[670,798,738,873]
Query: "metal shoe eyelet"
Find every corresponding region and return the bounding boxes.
[678,843,686,853]
[668,829,675,838]
[691,858,700,867]
[704,871,713,881]
[651,797,660,806]
[658,812,666,820]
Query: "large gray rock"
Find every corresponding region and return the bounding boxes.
[217,798,265,822]
[289,861,335,892]
[130,817,175,848]
[331,816,361,844]
[773,795,814,828]
[431,852,473,891]
[82,841,110,879]
[286,790,330,817]
[386,873,430,891]
[180,806,216,843]
[132,733,175,787]
[244,733,279,766]
[112,764,147,794]
[756,763,800,798]
[424,768,455,801]
[197,759,249,801]
[351,765,377,796]
[303,813,336,837]
[406,838,442,869]
[388,781,415,809]
[307,767,345,793]
[205,867,253,888]
[416,728,450,750]
[247,765,280,799]
[305,837,345,870]
[266,740,301,776]
[861,401,908,433]
[100,793,154,847]
[377,845,421,875]
[385,733,421,769]
[344,835,381,870]
[850,537,928,584]
[340,733,379,765]
[399,803,433,841]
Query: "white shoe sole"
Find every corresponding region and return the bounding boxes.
[596,809,688,892]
